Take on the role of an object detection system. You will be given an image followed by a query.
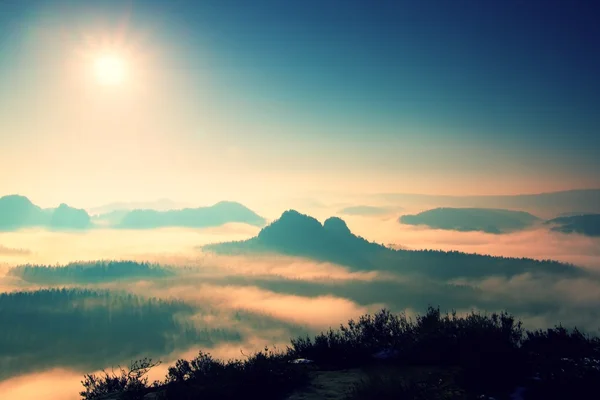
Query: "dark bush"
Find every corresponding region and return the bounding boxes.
[346,370,464,400]
[162,347,308,400]
[81,308,600,400]
[289,309,414,367]
[80,358,161,400]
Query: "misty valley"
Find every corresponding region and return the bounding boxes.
[2,1,600,398]
[1,191,600,399]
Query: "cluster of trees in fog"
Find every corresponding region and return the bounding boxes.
[0,288,242,381]
[9,260,174,284]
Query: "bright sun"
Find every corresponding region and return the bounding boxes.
[93,55,126,85]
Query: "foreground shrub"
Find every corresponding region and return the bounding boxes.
[80,358,161,400]
[289,309,414,367]
[162,347,308,400]
[81,307,600,400]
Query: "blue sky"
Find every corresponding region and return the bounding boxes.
[152,0,600,139]
[0,0,598,206]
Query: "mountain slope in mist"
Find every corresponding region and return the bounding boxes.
[378,189,600,218]
[399,208,540,233]
[0,195,90,231]
[112,201,266,229]
[546,214,600,237]
[0,195,265,231]
[88,198,189,215]
[0,195,46,230]
[203,210,579,279]
[49,203,92,229]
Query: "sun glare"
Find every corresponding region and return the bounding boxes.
[93,54,126,85]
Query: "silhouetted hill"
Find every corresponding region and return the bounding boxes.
[546,214,600,237]
[0,195,265,231]
[557,211,597,217]
[379,189,600,218]
[115,201,266,229]
[0,195,93,231]
[399,208,540,233]
[0,194,47,229]
[49,203,92,229]
[203,210,578,279]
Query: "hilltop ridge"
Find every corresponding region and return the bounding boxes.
[204,210,579,279]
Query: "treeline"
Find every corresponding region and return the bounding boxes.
[0,288,241,381]
[386,248,579,279]
[9,260,174,284]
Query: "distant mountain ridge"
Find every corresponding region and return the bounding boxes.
[399,207,540,233]
[88,198,190,215]
[50,203,92,229]
[0,195,265,231]
[378,189,600,218]
[0,195,90,231]
[203,210,579,279]
[114,201,266,229]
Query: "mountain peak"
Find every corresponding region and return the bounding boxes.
[279,209,310,219]
[50,203,91,229]
[0,194,34,205]
[264,211,352,237]
[212,200,245,208]
[257,210,322,241]
[323,217,351,235]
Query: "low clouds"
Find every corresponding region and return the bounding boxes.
[2,218,600,398]
[0,224,258,265]
[342,216,600,270]
[192,284,372,330]
[193,254,386,282]
[338,205,403,217]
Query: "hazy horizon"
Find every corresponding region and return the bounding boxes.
[1,1,599,209]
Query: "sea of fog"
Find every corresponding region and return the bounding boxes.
[1,213,600,400]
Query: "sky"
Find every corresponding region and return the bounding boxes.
[0,0,599,208]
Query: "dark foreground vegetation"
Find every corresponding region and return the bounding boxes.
[81,307,600,400]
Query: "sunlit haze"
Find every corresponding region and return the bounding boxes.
[1,1,600,400]
[93,54,126,85]
[0,1,598,209]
